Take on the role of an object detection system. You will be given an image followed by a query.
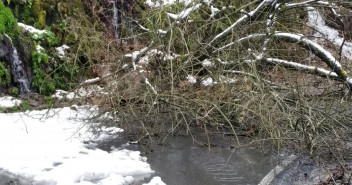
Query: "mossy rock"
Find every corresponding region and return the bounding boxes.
[35,10,46,29]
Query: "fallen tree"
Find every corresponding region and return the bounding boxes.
[100,0,352,164]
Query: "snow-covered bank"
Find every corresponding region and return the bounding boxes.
[0,96,22,108]
[0,106,164,185]
[307,7,352,60]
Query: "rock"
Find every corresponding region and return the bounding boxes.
[29,99,40,107]
[0,41,9,57]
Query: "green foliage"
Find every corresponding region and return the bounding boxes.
[0,62,10,86]
[59,20,67,31]
[20,100,31,111]
[0,1,17,36]
[31,50,55,95]
[45,96,54,106]
[19,5,35,25]
[34,30,59,47]
[10,87,19,97]
[5,106,19,113]
[27,0,33,8]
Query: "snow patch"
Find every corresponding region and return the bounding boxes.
[0,107,158,184]
[0,96,22,108]
[36,45,44,53]
[307,7,352,60]
[210,6,220,18]
[145,0,187,7]
[167,4,201,20]
[18,23,47,36]
[143,176,166,185]
[52,85,105,100]
[56,45,70,58]
[201,59,214,67]
[186,75,197,84]
[201,77,216,86]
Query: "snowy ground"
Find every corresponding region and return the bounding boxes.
[0,98,165,185]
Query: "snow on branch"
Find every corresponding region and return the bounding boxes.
[209,0,274,45]
[214,33,265,53]
[167,4,201,20]
[264,58,339,79]
[219,32,352,87]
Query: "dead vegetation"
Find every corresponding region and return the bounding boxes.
[78,1,352,174]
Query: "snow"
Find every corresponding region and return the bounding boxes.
[166,4,201,20]
[223,32,343,70]
[137,49,180,65]
[201,77,216,86]
[143,176,166,185]
[274,32,342,69]
[219,76,237,84]
[186,75,197,84]
[145,0,185,7]
[52,89,69,100]
[210,6,220,18]
[125,47,148,70]
[157,29,168,35]
[202,59,214,67]
[18,23,47,36]
[0,106,164,184]
[0,96,22,108]
[265,58,338,77]
[82,77,101,85]
[36,45,44,53]
[56,45,70,58]
[307,7,352,60]
[210,0,272,44]
[145,78,158,94]
[52,85,106,100]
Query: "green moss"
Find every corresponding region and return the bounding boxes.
[0,62,10,86]
[35,10,46,29]
[0,1,17,36]
[340,70,348,78]
[32,0,42,17]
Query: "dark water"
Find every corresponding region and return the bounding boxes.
[139,135,275,185]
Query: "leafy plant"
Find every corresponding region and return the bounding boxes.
[0,1,17,36]
[45,97,54,107]
[20,100,31,111]
[9,87,19,97]
[0,62,10,86]
[33,31,59,47]
[31,50,55,95]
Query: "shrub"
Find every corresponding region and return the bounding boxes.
[0,1,17,36]
[0,62,10,86]
[31,50,55,95]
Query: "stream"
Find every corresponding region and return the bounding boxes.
[95,125,276,185]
